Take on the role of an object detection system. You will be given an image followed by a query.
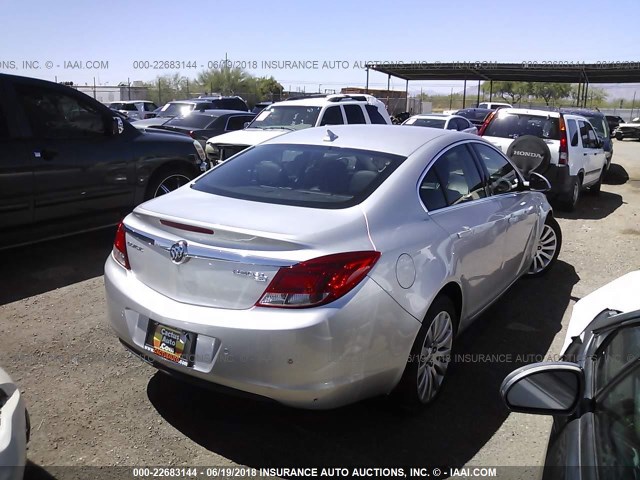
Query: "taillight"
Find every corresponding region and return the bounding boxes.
[559,115,568,165]
[257,251,381,308]
[112,222,130,269]
[478,110,497,136]
[189,130,197,139]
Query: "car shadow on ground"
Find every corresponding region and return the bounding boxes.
[553,191,623,221]
[147,261,578,469]
[0,227,116,306]
[604,163,629,186]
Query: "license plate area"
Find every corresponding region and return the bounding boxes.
[144,320,196,367]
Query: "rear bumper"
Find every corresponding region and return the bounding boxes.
[104,256,420,409]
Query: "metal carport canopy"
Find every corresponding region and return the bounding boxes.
[365,62,640,83]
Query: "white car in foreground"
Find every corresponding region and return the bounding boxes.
[0,368,28,480]
[402,114,478,134]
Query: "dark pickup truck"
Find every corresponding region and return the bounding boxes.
[0,73,209,249]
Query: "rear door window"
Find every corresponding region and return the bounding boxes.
[143,102,158,111]
[421,144,486,209]
[579,120,598,148]
[320,106,345,126]
[343,104,366,124]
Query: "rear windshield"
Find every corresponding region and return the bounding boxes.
[484,113,561,140]
[164,114,217,129]
[404,118,446,128]
[248,106,322,130]
[191,144,406,209]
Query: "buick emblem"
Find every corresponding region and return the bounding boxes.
[169,240,188,264]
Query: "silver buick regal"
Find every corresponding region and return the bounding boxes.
[104,124,561,410]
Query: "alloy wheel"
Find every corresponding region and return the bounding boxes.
[529,224,558,275]
[416,311,453,404]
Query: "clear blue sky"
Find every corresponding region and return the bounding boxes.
[1,0,639,94]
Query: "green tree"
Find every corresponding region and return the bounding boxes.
[196,67,254,96]
[492,81,531,105]
[145,73,195,105]
[530,83,572,106]
[255,76,284,99]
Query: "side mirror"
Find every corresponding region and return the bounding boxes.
[501,362,584,416]
[243,122,251,128]
[111,116,124,135]
[524,172,551,192]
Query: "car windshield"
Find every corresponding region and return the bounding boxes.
[164,114,217,129]
[404,118,446,128]
[584,115,608,138]
[160,103,194,117]
[109,102,125,109]
[191,143,406,209]
[247,106,322,130]
[484,113,561,140]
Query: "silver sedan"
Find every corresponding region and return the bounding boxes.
[105,125,561,409]
[402,114,478,134]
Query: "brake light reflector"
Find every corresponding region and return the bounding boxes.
[257,251,381,308]
[112,221,130,269]
[478,110,497,136]
[559,115,568,165]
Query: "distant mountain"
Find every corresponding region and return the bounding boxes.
[457,82,640,101]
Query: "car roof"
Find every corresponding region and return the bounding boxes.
[559,108,605,118]
[177,109,254,117]
[411,114,448,118]
[497,108,561,118]
[262,124,462,157]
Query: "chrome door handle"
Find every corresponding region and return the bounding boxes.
[508,215,518,224]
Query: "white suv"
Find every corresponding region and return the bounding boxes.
[480,108,607,211]
[205,94,392,164]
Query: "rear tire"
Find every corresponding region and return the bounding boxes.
[391,296,457,410]
[145,166,194,200]
[527,216,562,277]
[558,176,581,211]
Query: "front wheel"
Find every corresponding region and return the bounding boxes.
[145,167,194,200]
[391,296,457,409]
[527,216,562,277]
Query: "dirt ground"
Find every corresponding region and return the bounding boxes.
[2,140,639,479]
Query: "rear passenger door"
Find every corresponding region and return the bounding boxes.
[419,143,511,318]
[471,142,538,279]
[578,120,606,184]
[0,79,33,231]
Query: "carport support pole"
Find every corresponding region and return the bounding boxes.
[462,79,467,109]
[405,79,409,112]
[476,80,481,107]
[583,82,589,108]
[365,67,369,94]
[489,80,493,102]
[576,82,582,107]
